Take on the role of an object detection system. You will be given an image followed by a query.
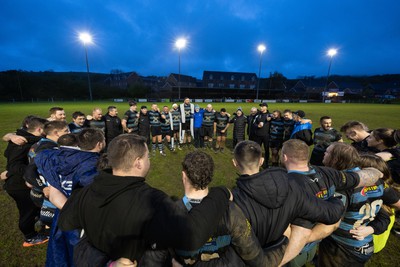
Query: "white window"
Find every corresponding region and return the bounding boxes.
[208,83,214,88]
[219,83,224,87]
[231,75,235,81]
[240,84,245,89]
[250,85,256,89]
[229,84,235,89]
[209,74,213,80]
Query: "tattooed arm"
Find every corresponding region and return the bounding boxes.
[355,167,383,187]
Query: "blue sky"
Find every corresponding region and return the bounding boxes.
[1,0,399,79]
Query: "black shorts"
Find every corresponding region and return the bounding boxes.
[162,130,172,139]
[269,139,283,149]
[203,126,213,138]
[182,122,191,131]
[216,129,227,137]
[151,126,162,136]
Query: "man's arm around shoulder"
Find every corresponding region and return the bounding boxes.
[229,202,288,267]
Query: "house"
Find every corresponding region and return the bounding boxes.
[202,71,257,89]
[368,82,400,99]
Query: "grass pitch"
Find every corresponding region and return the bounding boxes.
[0,101,399,266]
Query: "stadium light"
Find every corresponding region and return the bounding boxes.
[79,32,93,101]
[175,38,187,100]
[323,48,338,103]
[256,44,266,100]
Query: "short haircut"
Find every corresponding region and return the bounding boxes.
[234,140,262,170]
[182,151,214,190]
[371,128,397,148]
[72,111,85,119]
[340,121,369,133]
[58,133,78,146]
[108,106,116,112]
[93,107,102,112]
[281,139,309,162]
[283,109,292,114]
[43,121,68,136]
[26,117,47,132]
[21,115,40,129]
[320,116,331,123]
[77,128,105,151]
[273,110,281,116]
[107,134,147,171]
[220,108,226,112]
[324,142,360,170]
[49,107,64,115]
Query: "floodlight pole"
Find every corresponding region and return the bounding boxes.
[256,44,266,100]
[323,49,337,103]
[83,45,93,101]
[178,48,181,100]
[175,38,186,101]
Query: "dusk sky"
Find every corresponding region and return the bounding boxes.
[1,1,399,79]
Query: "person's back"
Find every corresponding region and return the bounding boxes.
[281,140,388,266]
[231,141,346,247]
[58,134,231,264]
[173,151,288,267]
[35,128,104,267]
[318,145,399,266]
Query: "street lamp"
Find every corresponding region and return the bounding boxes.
[256,44,266,100]
[323,48,337,103]
[79,32,93,101]
[175,38,187,100]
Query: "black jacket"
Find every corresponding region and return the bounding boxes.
[233,167,345,247]
[4,129,41,191]
[138,112,150,137]
[253,112,271,137]
[174,200,288,267]
[58,170,230,262]
[104,113,123,143]
[230,115,247,139]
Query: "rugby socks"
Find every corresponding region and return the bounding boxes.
[158,143,163,152]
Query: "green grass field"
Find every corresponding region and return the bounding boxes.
[0,101,399,266]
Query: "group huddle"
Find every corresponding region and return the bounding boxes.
[2,99,400,267]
